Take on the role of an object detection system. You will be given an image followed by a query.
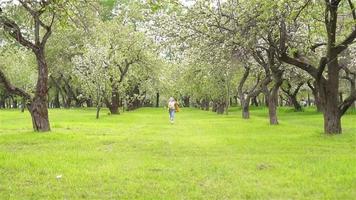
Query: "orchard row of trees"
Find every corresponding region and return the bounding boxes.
[152,0,356,134]
[1,0,355,134]
[0,1,172,131]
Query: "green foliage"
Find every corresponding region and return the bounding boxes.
[71,10,165,110]
[0,46,36,94]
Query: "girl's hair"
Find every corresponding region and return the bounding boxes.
[169,97,175,102]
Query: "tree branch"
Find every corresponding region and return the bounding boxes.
[0,68,31,100]
[237,66,250,96]
[0,16,37,51]
[333,0,356,54]
[339,92,356,116]
[41,12,55,46]
[279,52,318,78]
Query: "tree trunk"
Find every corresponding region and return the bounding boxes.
[75,100,82,107]
[319,81,342,134]
[264,95,269,107]
[6,98,10,108]
[109,105,119,114]
[29,96,50,132]
[321,3,342,134]
[108,90,120,114]
[266,79,283,125]
[201,99,209,111]
[251,96,259,107]
[64,98,72,108]
[268,90,279,125]
[353,76,356,108]
[28,51,50,132]
[12,98,18,108]
[317,51,341,134]
[279,95,284,107]
[200,99,205,110]
[311,81,323,112]
[241,97,250,119]
[0,98,4,108]
[156,92,159,107]
[96,104,101,119]
[53,90,60,108]
[216,101,225,114]
[212,102,217,112]
[290,95,302,112]
[323,109,341,134]
[21,98,25,112]
[234,96,238,106]
[183,96,190,107]
[86,96,93,107]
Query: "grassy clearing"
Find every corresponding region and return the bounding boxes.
[0,107,355,199]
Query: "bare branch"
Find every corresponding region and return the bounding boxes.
[339,92,356,116]
[40,12,55,46]
[310,42,327,52]
[0,68,31,100]
[293,0,312,22]
[333,0,356,54]
[0,16,37,51]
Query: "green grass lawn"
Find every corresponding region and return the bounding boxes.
[0,107,355,199]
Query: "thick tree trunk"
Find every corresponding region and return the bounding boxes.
[105,87,120,114]
[29,96,50,132]
[268,90,279,125]
[319,81,342,134]
[28,51,50,132]
[322,3,342,134]
[321,80,342,134]
[317,50,341,134]
[323,108,341,134]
